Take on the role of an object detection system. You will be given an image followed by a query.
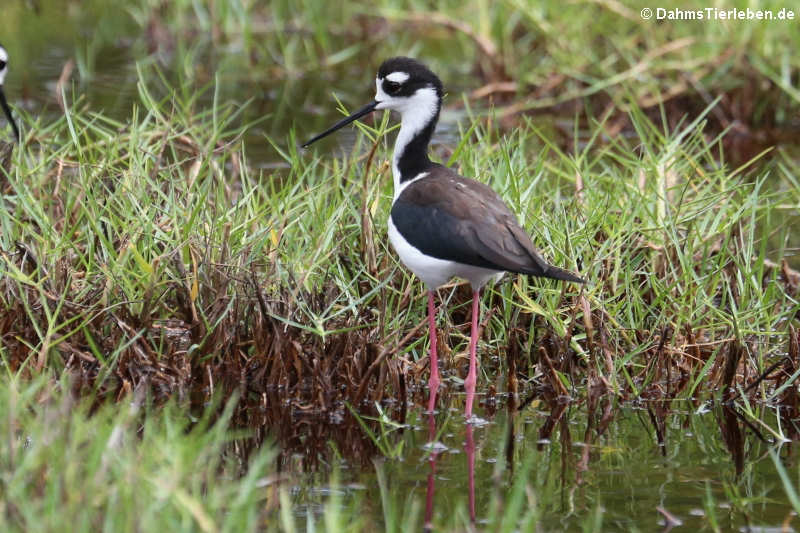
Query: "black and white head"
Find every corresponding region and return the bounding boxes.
[302,57,443,147]
[374,57,443,118]
[0,44,20,142]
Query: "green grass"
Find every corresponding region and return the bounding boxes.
[7,0,800,142]
[2,53,798,419]
[3,65,795,390]
[2,0,800,530]
[2,377,629,532]
[1,66,797,529]
[0,377,277,532]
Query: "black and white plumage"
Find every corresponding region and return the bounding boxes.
[390,166,584,288]
[303,57,584,418]
[0,44,20,142]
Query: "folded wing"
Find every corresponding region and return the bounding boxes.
[391,167,584,284]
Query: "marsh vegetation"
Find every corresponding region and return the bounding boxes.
[2,0,800,530]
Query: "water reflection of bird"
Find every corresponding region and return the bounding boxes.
[424,412,438,531]
[0,44,20,143]
[423,409,477,528]
[465,424,476,522]
[303,57,584,419]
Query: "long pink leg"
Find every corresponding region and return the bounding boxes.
[464,290,480,419]
[427,290,441,413]
[424,412,437,529]
[465,424,476,522]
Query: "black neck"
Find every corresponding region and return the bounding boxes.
[396,108,440,183]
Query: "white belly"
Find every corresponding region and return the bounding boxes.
[387,217,503,290]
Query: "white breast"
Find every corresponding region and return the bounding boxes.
[387,216,503,290]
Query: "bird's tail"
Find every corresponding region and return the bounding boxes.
[539,265,586,284]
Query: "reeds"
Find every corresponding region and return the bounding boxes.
[1,66,798,452]
[2,0,800,529]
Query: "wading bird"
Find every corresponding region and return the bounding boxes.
[0,44,20,142]
[303,57,584,419]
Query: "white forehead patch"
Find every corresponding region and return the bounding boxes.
[0,47,7,85]
[375,77,388,102]
[386,71,410,83]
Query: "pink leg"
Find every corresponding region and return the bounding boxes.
[465,424,476,523]
[465,290,480,419]
[424,412,437,529]
[427,290,441,413]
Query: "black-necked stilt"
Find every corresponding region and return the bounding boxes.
[0,44,19,142]
[303,57,584,419]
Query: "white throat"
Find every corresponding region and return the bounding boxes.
[385,90,440,198]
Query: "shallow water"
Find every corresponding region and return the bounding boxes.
[287,396,796,530]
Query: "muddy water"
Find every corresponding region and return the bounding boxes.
[5,2,799,530]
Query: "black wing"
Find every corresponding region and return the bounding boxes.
[391,166,584,283]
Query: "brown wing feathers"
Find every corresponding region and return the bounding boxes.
[395,166,585,283]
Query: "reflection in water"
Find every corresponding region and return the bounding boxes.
[212,359,797,531]
[250,386,795,530]
[506,387,517,474]
[424,410,477,527]
[537,399,568,450]
[720,405,745,475]
[577,390,614,484]
[465,424,476,523]
[424,412,437,531]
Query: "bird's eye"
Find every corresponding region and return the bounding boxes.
[385,80,401,94]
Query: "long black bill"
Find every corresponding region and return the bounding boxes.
[0,87,19,142]
[302,101,378,148]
